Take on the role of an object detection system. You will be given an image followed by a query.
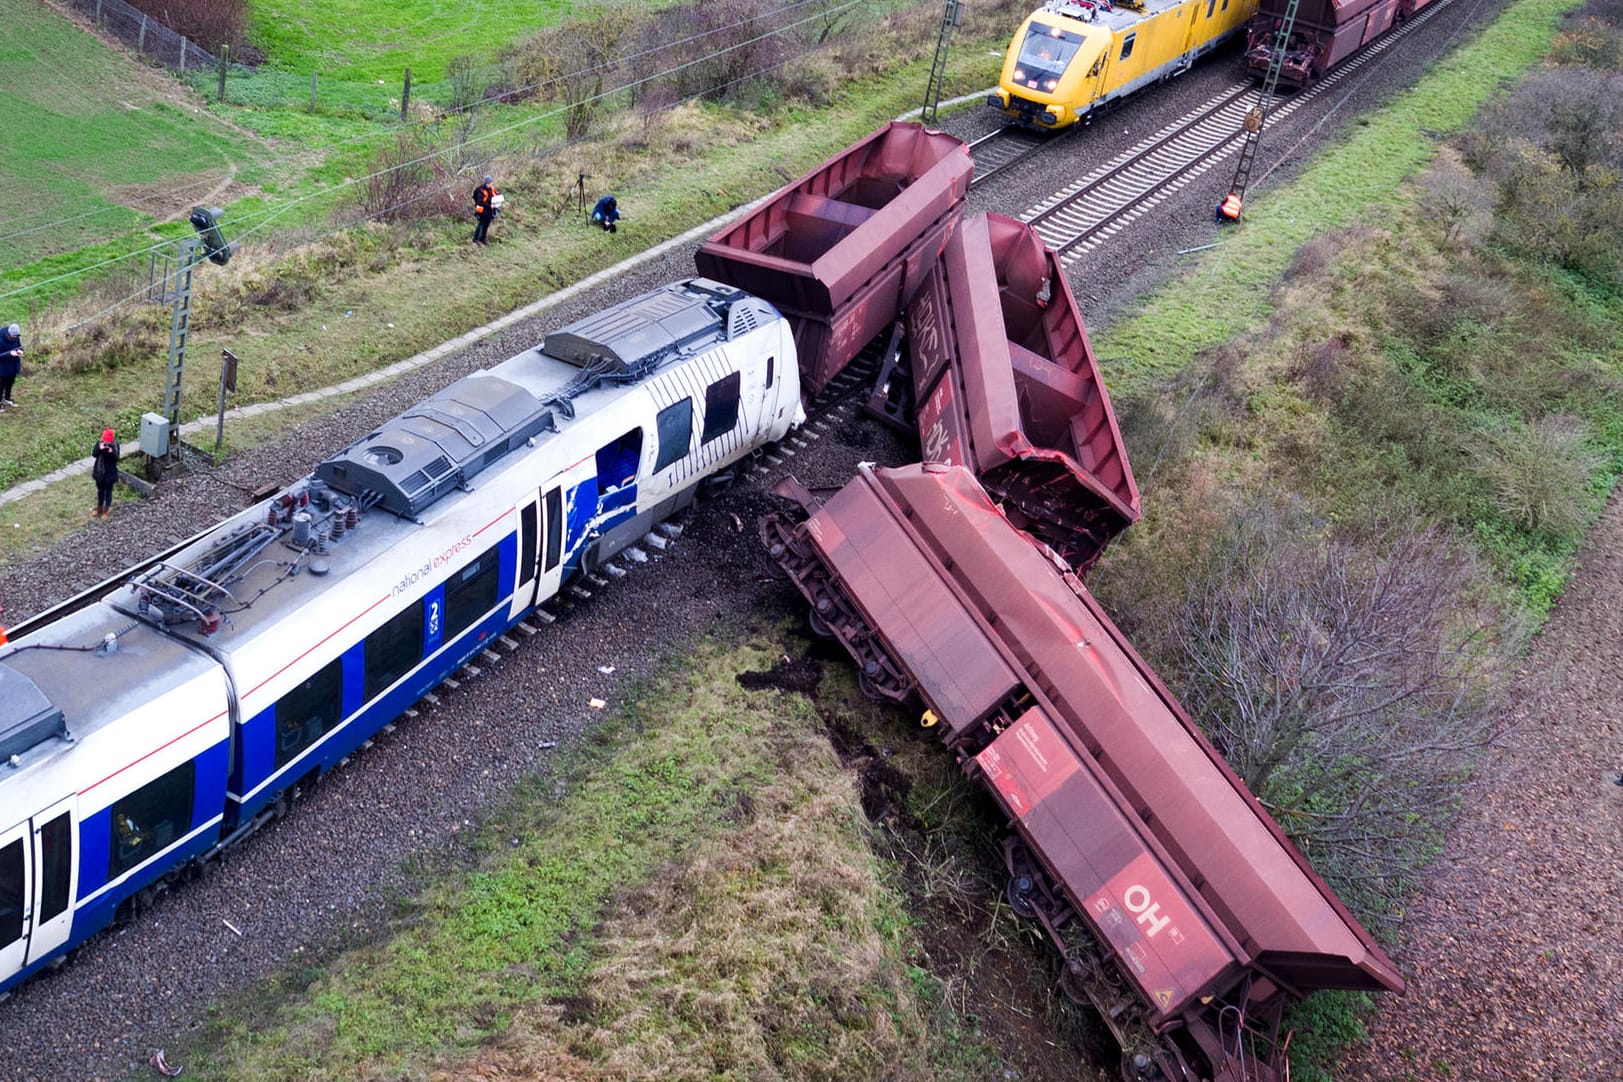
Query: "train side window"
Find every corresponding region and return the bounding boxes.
[1120,33,1136,61]
[766,356,774,389]
[655,399,693,472]
[38,813,72,924]
[701,372,741,444]
[595,428,643,489]
[544,488,563,572]
[274,658,343,769]
[444,545,501,641]
[518,502,538,588]
[364,601,424,703]
[1207,0,1216,16]
[0,839,21,947]
[108,761,195,879]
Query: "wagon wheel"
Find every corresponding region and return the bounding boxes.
[1006,874,1039,920]
[806,604,835,640]
[857,667,885,700]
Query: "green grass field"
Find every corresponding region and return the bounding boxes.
[246,0,573,81]
[0,0,264,267]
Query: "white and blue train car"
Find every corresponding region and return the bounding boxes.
[0,278,801,996]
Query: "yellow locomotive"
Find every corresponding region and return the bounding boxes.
[988,0,1259,131]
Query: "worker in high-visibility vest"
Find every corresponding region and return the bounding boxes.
[1215,192,1243,223]
[472,176,499,246]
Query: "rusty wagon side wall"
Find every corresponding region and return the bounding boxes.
[906,213,1140,573]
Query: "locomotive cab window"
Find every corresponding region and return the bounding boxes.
[364,601,424,702]
[595,428,643,489]
[444,545,500,641]
[108,761,195,879]
[275,657,343,769]
[701,372,741,444]
[1120,33,1136,61]
[655,399,694,472]
[1017,25,1083,74]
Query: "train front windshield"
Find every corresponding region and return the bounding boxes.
[1012,23,1085,90]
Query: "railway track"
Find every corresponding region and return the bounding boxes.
[1024,0,1452,262]
[968,126,1054,188]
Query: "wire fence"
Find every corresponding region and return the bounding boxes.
[60,0,221,76]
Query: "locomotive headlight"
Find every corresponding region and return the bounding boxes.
[1013,67,1027,81]
[1043,78,1059,91]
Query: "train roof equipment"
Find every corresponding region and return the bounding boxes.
[906,212,1139,573]
[126,277,784,639]
[695,121,971,398]
[763,462,1402,1080]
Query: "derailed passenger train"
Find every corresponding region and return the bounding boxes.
[0,278,801,997]
[989,0,1259,131]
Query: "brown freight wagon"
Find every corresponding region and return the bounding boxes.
[763,463,1403,1082]
[695,122,972,398]
[905,212,1139,574]
[1242,0,1434,87]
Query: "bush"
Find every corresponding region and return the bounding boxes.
[1469,414,1602,538]
[355,133,464,224]
[1174,510,1520,927]
[125,0,262,64]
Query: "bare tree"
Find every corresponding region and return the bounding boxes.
[443,54,484,163]
[1175,512,1522,925]
[505,6,624,140]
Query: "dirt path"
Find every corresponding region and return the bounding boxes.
[1343,489,1623,1082]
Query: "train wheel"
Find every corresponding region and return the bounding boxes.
[1006,873,1039,920]
[807,607,834,640]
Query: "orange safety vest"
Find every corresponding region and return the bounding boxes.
[1218,193,1244,221]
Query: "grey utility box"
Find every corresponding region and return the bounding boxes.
[140,412,171,458]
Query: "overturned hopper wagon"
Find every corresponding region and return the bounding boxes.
[762,463,1403,1082]
[695,122,972,398]
[906,212,1139,573]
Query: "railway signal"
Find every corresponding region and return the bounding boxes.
[147,208,238,474]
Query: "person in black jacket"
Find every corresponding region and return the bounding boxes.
[91,427,119,520]
[0,323,21,409]
[472,176,498,245]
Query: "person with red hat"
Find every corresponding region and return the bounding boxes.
[91,426,120,520]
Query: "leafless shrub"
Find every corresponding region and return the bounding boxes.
[1470,415,1601,538]
[443,55,484,163]
[1417,153,1495,247]
[1294,335,1351,401]
[1175,512,1520,925]
[1552,0,1623,71]
[503,5,624,140]
[355,133,462,224]
[127,0,262,62]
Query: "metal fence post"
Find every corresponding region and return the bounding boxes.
[137,12,146,53]
[401,67,411,121]
[179,35,187,75]
[310,71,318,112]
[218,43,228,100]
[94,0,102,25]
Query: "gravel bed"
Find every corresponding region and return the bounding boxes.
[0,9,1535,1076]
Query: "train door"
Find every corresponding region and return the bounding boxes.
[0,798,77,980]
[515,485,566,612]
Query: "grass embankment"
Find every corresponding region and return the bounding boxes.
[0,15,1010,564]
[184,636,1009,1081]
[1093,0,1615,618]
[0,0,263,268]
